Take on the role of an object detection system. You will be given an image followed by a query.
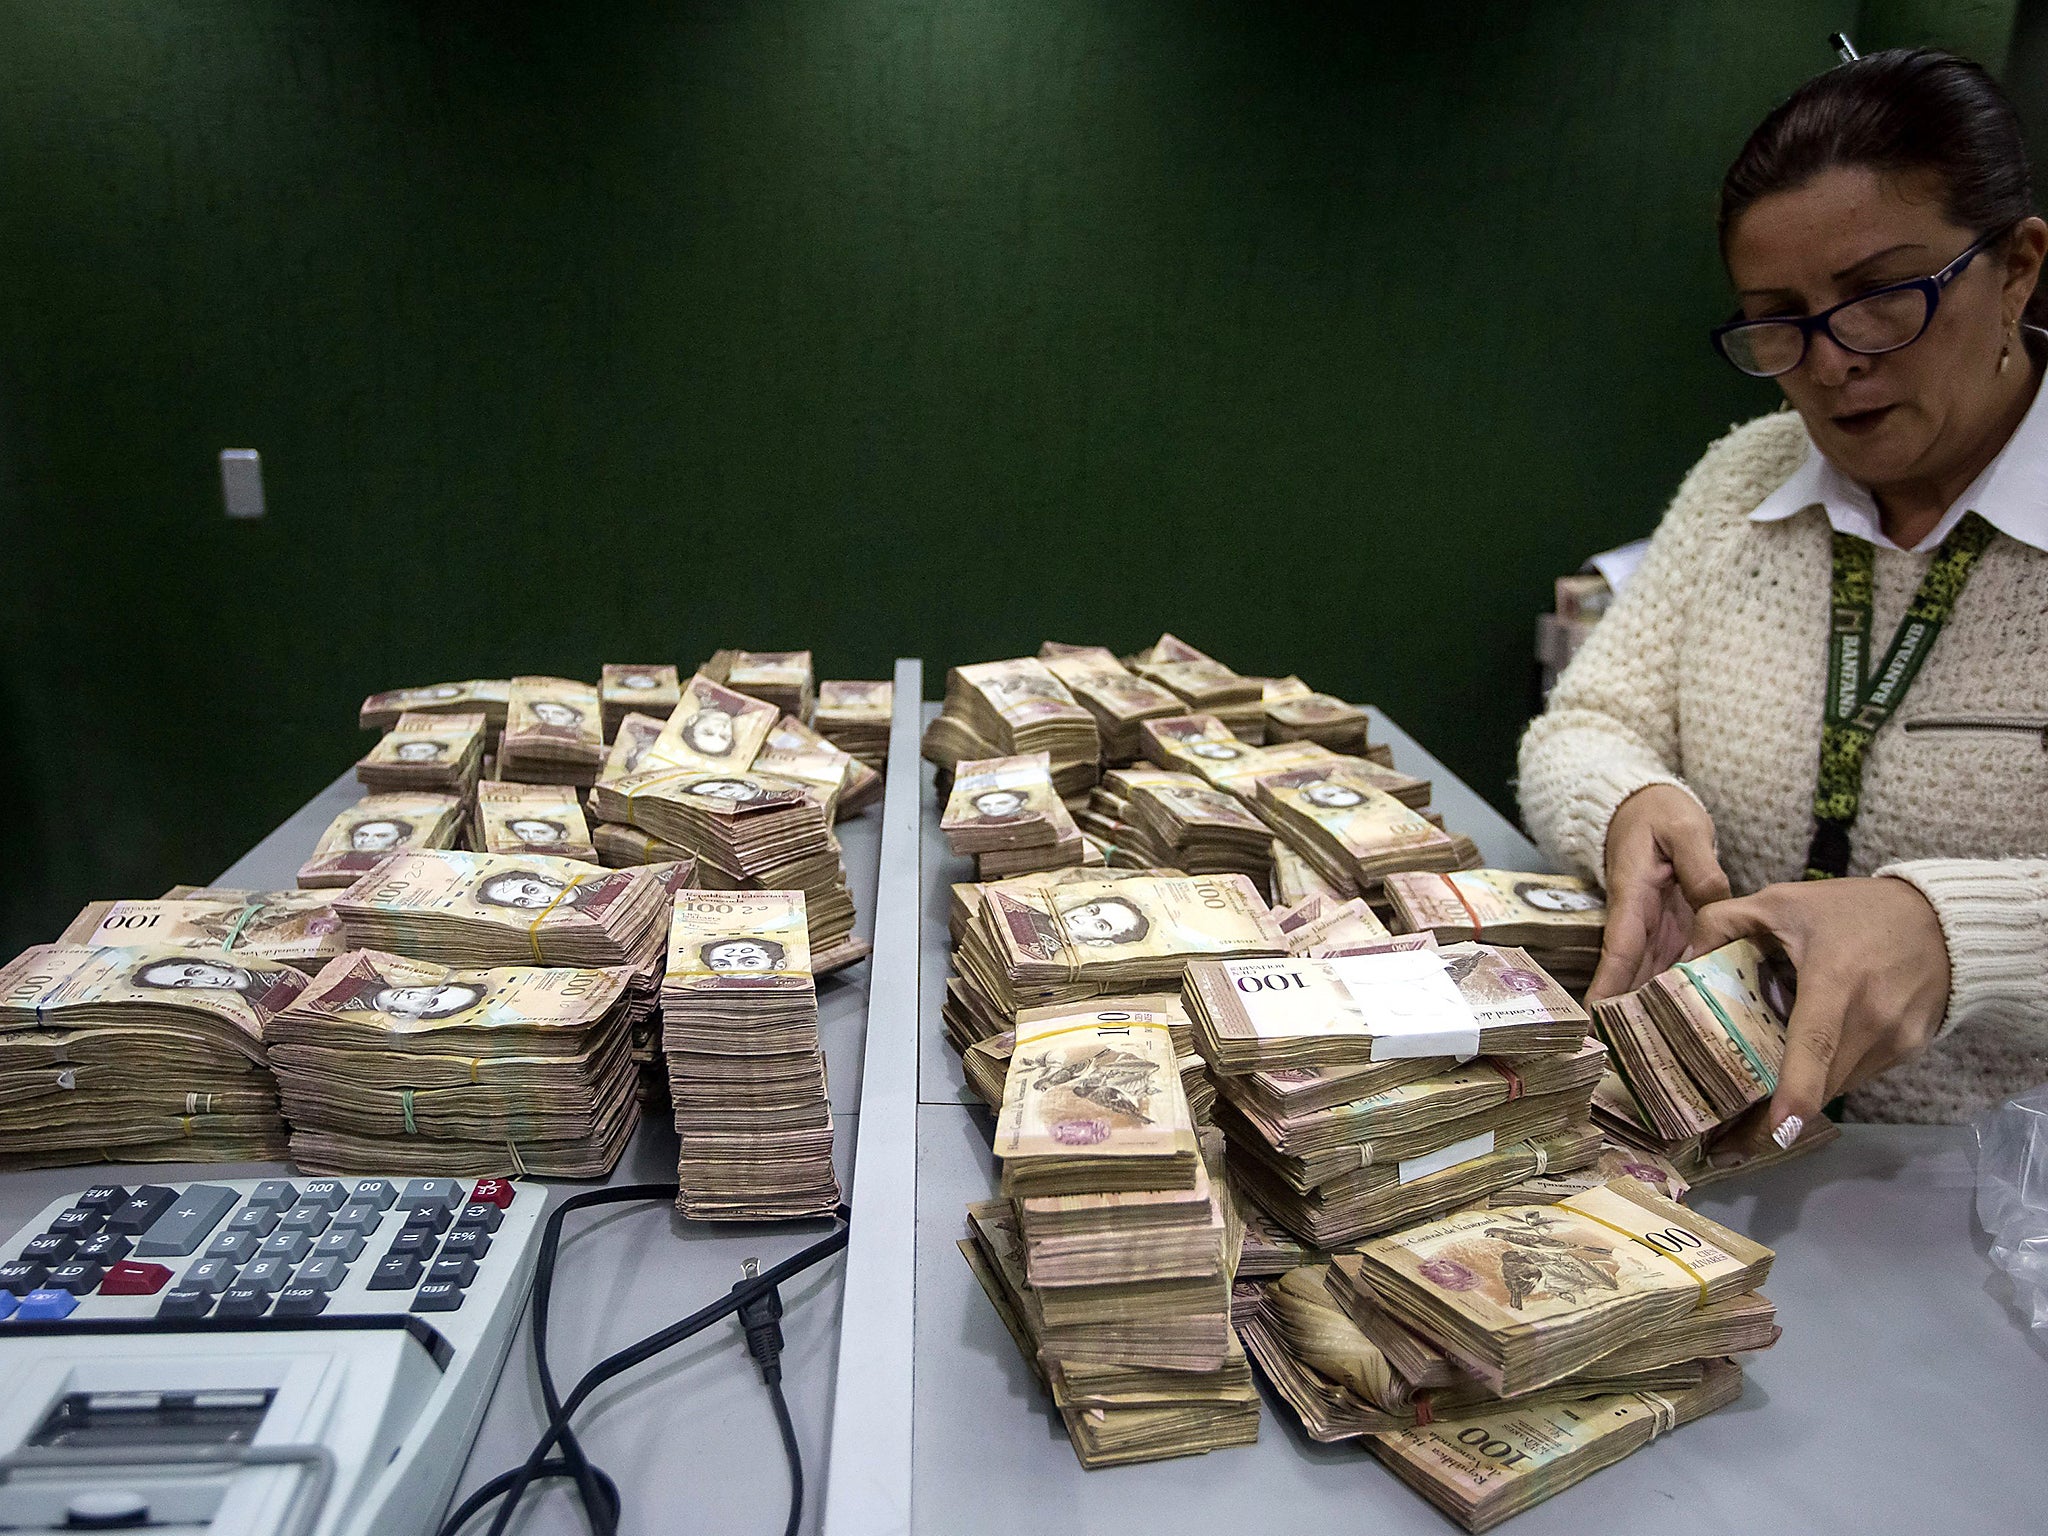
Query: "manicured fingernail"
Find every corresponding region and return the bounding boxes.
[1771,1115,1803,1150]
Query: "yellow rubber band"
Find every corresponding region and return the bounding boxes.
[525,872,593,961]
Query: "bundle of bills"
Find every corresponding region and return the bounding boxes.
[1261,676,1370,752]
[942,753,1084,876]
[1128,635,1265,742]
[356,711,487,796]
[1272,839,1348,906]
[0,944,305,1167]
[498,676,606,786]
[358,680,510,738]
[945,865,1182,948]
[662,889,840,1220]
[598,712,668,785]
[1039,645,1186,762]
[1138,715,1263,783]
[601,665,681,737]
[642,675,781,777]
[706,649,816,722]
[1254,763,1467,897]
[1386,869,1606,993]
[1184,944,1591,1076]
[332,849,679,968]
[764,714,882,818]
[269,948,642,1177]
[813,679,893,769]
[1274,893,1395,955]
[1117,774,1272,878]
[963,1027,1216,1132]
[935,659,1100,797]
[297,794,465,890]
[59,889,345,974]
[472,780,599,862]
[1589,1063,1839,1191]
[953,871,1286,1020]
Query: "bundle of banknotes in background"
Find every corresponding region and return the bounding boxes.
[813,679,893,769]
[0,943,306,1167]
[356,711,488,797]
[1589,938,1836,1187]
[498,676,607,787]
[358,680,510,746]
[471,780,599,863]
[967,995,1258,1466]
[1081,768,1271,878]
[701,648,816,722]
[1385,869,1607,995]
[297,793,466,889]
[1128,635,1266,742]
[60,888,348,975]
[601,664,681,738]
[269,948,646,1177]
[662,890,840,1219]
[941,753,1092,878]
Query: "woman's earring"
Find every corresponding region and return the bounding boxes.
[2000,325,2014,374]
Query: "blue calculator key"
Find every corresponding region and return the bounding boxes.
[227,1206,279,1238]
[14,1288,79,1321]
[441,1228,492,1262]
[273,1284,330,1318]
[368,1254,424,1291]
[247,1180,299,1212]
[400,1204,451,1235]
[453,1203,503,1233]
[157,1284,215,1319]
[44,1261,107,1294]
[20,1234,77,1265]
[297,1180,349,1213]
[74,1233,133,1265]
[106,1186,177,1235]
[76,1185,130,1214]
[0,1290,15,1321]
[398,1179,462,1212]
[410,1280,464,1313]
[136,1185,239,1258]
[48,1208,104,1240]
[310,1230,364,1263]
[206,1231,261,1263]
[348,1180,398,1211]
[214,1286,273,1320]
[332,1202,384,1235]
[257,1232,312,1264]
[0,1261,49,1294]
[184,1257,240,1294]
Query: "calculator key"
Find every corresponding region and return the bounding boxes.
[332,1201,384,1235]
[99,1261,174,1296]
[470,1179,516,1209]
[106,1186,178,1234]
[369,1254,425,1290]
[273,1284,330,1318]
[296,1257,347,1292]
[48,1208,105,1240]
[278,1207,331,1239]
[239,1257,294,1293]
[297,1179,349,1213]
[183,1257,240,1294]
[258,1231,312,1264]
[0,1261,50,1294]
[227,1206,279,1238]
[453,1203,503,1234]
[427,1255,478,1289]
[157,1284,215,1319]
[398,1178,463,1213]
[76,1184,131,1214]
[136,1184,239,1257]
[215,1286,273,1320]
[206,1230,261,1264]
[0,1291,15,1321]
[74,1233,134,1266]
[386,1228,438,1261]
[247,1180,300,1212]
[348,1179,398,1211]
[410,1280,464,1313]
[14,1288,79,1321]
[441,1228,492,1262]
[400,1204,451,1235]
[20,1234,77,1265]
[45,1261,108,1294]
[311,1230,364,1262]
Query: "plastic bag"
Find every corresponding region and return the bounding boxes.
[1974,1084,2048,1330]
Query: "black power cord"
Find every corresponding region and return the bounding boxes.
[439,1184,851,1536]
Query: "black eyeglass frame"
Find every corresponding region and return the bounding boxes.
[1710,221,2017,378]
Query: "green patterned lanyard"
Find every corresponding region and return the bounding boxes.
[1805,510,1997,879]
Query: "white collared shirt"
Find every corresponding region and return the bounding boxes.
[1747,337,2048,554]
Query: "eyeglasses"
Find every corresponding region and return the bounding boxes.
[1711,223,2013,378]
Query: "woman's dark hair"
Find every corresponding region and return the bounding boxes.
[1720,49,2036,262]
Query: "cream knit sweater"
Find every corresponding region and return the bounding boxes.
[1518,410,2048,1123]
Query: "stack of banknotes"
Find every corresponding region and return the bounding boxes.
[60,887,347,975]
[497,676,607,787]
[0,943,307,1166]
[941,753,1089,878]
[356,711,488,797]
[812,679,893,769]
[662,890,840,1220]
[1080,768,1273,878]
[1386,869,1607,995]
[268,948,646,1177]
[701,648,816,722]
[966,996,1259,1467]
[471,780,599,863]
[297,793,466,890]
[1127,634,1266,742]
[600,664,681,738]
[931,659,1103,799]
[358,680,510,744]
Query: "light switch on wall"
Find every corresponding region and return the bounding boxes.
[220,449,265,519]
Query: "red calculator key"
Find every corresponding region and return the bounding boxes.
[99,1261,175,1296]
[470,1180,515,1209]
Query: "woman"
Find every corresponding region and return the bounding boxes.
[1519,50,2048,1146]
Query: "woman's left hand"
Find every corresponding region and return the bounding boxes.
[1683,876,1952,1153]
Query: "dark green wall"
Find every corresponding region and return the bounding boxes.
[0,2,2011,951]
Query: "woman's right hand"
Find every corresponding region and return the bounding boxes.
[1587,784,1732,1002]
